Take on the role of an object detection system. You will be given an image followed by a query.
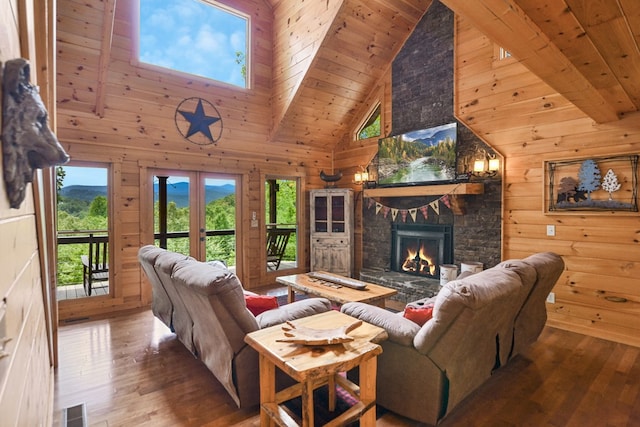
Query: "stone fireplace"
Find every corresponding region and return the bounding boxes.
[391,223,453,279]
[358,2,502,304]
[359,182,501,304]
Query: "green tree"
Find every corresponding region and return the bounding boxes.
[235,51,246,81]
[56,166,66,193]
[58,198,90,217]
[89,195,108,217]
[358,104,381,140]
[206,194,236,264]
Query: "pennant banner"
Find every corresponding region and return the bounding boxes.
[429,200,439,215]
[442,194,451,209]
[365,184,461,222]
[420,205,429,219]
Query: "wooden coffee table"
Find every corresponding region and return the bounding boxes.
[244,310,388,427]
[277,271,397,308]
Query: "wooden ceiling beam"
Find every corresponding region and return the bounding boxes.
[440,0,621,123]
[94,0,117,117]
[563,0,640,110]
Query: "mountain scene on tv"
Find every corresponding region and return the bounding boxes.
[378,122,457,186]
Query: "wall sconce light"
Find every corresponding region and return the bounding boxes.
[470,151,500,178]
[354,165,376,188]
[354,170,369,184]
[488,157,500,173]
[473,159,486,174]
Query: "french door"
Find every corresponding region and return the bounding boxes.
[151,169,239,268]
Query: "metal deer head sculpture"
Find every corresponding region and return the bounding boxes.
[1,58,69,209]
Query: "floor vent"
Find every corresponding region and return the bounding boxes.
[62,403,87,427]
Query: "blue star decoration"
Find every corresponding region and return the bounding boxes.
[174,97,223,145]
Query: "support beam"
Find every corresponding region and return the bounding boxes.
[440,0,621,123]
[95,0,117,117]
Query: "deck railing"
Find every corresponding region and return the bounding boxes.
[56,229,238,286]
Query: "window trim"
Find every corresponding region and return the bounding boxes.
[132,0,252,89]
[56,161,115,302]
[262,173,305,278]
[355,101,381,141]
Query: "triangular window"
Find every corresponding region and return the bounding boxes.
[357,104,381,140]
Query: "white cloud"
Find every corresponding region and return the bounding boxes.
[139,0,247,87]
[229,31,245,51]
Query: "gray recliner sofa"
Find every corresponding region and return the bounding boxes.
[138,245,332,408]
[341,252,564,425]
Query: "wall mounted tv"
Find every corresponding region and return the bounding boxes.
[377,122,457,187]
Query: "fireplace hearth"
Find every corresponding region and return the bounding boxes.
[391,223,453,279]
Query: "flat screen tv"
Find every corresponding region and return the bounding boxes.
[377,122,457,187]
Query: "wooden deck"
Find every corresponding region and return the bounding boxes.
[56,283,109,301]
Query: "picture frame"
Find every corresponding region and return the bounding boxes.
[545,154,638,213]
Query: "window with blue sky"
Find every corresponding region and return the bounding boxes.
[139,0,248,88]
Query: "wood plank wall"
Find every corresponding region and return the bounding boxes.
[453,16,640,347]
[0,0,55,424]
[55,0,336,321]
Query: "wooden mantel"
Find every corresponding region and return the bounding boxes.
[363,182,484,215]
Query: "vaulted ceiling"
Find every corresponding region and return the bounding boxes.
[91,0,640,149]
[271,0,640,150]
[434,0,640,124]
[269,0,433,148]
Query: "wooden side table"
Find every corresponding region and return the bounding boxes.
[244,311,388,427]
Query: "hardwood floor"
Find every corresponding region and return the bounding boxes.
[53,309,640,426]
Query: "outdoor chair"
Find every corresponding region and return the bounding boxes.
[266,228,291,270]
[81,234,109,296]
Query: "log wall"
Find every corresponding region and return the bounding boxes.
[454,16,640,347]
[55,0,333,320]
[54,0,640,345]
[0,0,55,424]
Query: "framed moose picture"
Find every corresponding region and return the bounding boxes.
[545,155,638,213]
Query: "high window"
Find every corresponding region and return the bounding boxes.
[138,0,249,88]
[357,103,381,140]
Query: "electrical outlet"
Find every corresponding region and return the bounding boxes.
[546,225,556,236]
[546,292,555,304]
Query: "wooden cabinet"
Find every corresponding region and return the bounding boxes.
[310,188,354,277]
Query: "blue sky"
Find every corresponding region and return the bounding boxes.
[139,0,247,87]
[60,166,107,187]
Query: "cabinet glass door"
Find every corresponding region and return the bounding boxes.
[314,196,328,232]
[331,195,345,232]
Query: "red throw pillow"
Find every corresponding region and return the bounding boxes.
[403,305,434,326]
[245,294,279,316]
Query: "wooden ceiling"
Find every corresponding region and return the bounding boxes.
[269,0,432,148]
[440,0,640,124]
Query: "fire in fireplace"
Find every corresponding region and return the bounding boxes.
[391,223,453,278]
